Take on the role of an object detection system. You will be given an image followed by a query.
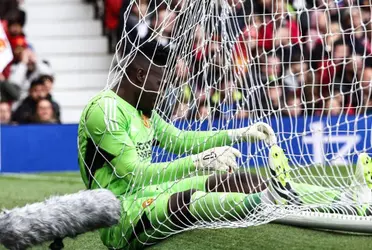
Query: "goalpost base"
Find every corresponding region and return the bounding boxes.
[274,212,372,234]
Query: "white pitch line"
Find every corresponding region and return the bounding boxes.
[0,173,83,183]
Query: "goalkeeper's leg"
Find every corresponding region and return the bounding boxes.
[102,145,340,249]
[205,171,267,193]
[268,146,372,216]
[104,147,372,249]
[135,171,267,200]
[267,145,341,206]
[305,153,372,216]
[125,189,263,249]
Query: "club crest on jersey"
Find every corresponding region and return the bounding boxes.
[142,198,154,208]
[141,114,151,128]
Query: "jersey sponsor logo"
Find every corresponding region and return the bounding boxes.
[142,198,154,208]
[136,140,152,159]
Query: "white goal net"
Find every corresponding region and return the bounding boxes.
[89,0,372,247]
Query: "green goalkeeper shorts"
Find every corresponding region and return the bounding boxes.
[100,174,210,249]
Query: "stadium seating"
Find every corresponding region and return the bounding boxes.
[23,0,112,123]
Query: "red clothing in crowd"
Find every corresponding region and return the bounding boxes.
[2,35,28,79]
[105,0,123,30]
[258,18,301,50]
[232,25,258,73]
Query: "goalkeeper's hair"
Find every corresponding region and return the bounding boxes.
[0,189,120,250]
[132,40,170,66]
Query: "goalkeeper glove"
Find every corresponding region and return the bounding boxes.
[192,146,242,173]
[228,122,277,145]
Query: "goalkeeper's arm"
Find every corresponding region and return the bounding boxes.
[109,143,241,186]
[85,107,241,187]
[152,111,277,155]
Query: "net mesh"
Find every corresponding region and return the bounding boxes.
[80,0,372,248]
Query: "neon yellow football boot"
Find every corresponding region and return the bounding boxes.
[268,145,301,205]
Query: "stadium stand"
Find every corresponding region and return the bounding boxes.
[94,0,372,120]
[1,0,372,123]
[21,0,112,123]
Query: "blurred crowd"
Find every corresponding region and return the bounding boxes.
[0,0,60,125]
[2,0,371,125]
[101,0,372,120]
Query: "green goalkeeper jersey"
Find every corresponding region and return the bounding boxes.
[77,90,233,196]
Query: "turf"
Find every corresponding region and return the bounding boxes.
[0,170,371,250]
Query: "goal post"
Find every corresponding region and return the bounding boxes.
[101,0,372,246]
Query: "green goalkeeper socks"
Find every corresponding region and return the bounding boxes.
[189,191,262,222]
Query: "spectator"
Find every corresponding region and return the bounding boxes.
[235,109,250,119]
[241,55,282,116]
[283,60,309,92]
[307,21,343,89]
[264,55,281,82]
[6,9,26,37]
[179,57,190,76]
[1,31,28,79]
[328,40,353,95]
[365,21,372,67]
[324,97,343,116]
[120,0,150,55]
[104,0,123,32]
[11,77,60,124]
[8,46,53,100]
[39,74,54,93]
[267,83,283,112]
[1,8,27,78]
[0,73,20,103]
[32,98,59,124]
[10,35,28,61]
[333,40,351,66]
[308,21,342,59]
[233,15,262,73]
[215,80,246,119]
[12,78,47,124]
[314,39,351,98]
[172,101,189,121]
[0,102,12,124]
[0,0,19,19]
[170,0,187,12]
[283,94,303,117]
[104,0,123,52]
[257,1,301,51]
[196,105,209,120]
[39,74,61,122]
[338,54,363,93]
[358,67,372,114]
[343,7,372,66]
[147,8,176,47]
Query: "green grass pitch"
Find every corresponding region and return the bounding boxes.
[0,168,372,250]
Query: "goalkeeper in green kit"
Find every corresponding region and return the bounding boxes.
[77,41,372,249]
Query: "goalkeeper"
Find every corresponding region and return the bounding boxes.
[77,41,372,249]
[78,41,280,249]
